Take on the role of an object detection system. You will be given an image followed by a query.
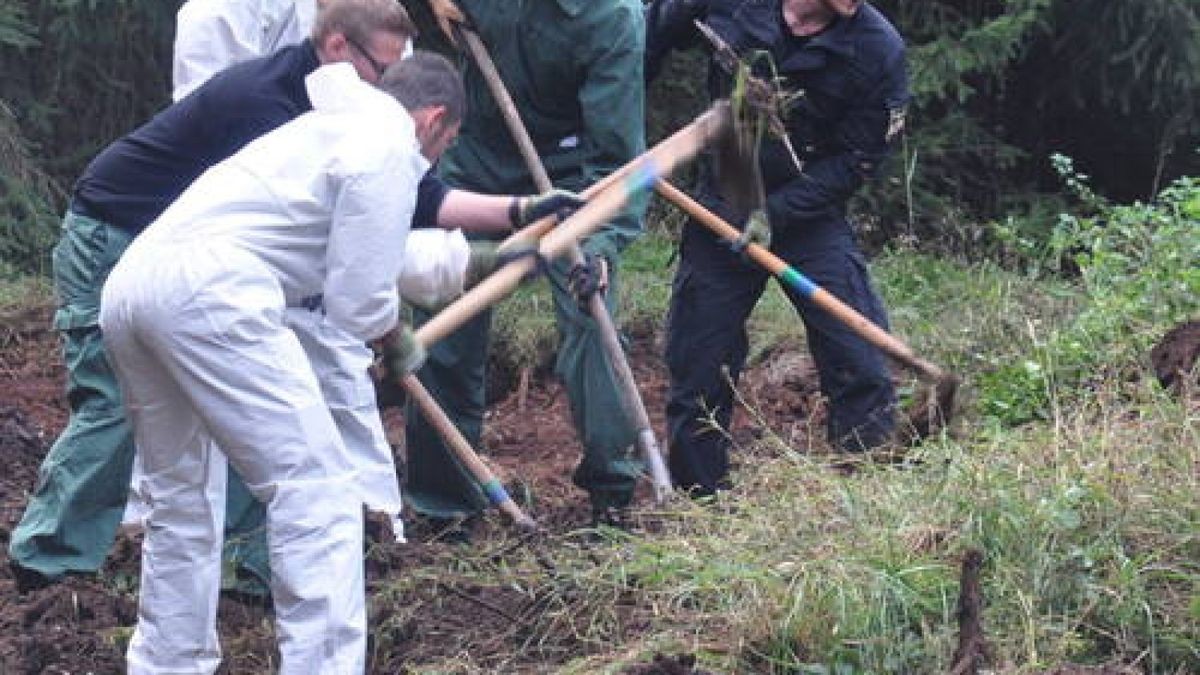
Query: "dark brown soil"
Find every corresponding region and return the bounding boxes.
[622,652,714,674]
[0,303,816,673]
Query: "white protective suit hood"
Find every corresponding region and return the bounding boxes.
[305,61,410,123]
[307,63,469,309]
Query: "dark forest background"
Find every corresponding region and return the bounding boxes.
[2,0,1198,276]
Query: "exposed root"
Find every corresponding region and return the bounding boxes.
[950,548,988,675]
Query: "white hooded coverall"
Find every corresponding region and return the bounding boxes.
[125,5,441,533]
[101,64,435,674]
[172,0,318,102]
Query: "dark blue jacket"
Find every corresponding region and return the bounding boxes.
[73,40,447,234]
[646,0,908,227]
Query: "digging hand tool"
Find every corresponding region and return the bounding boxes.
[395,103,732,523]
[381,326,539,530]
[413,102,733,383]
[450,21,677,503]
[427,0,468,45]
[402,372,539,531]
[653,179,960,439]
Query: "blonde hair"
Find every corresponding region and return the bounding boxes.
[312,0,417,47]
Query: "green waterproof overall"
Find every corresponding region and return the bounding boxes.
[405,0,648,517]
[9,211,268,589]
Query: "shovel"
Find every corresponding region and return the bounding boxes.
[452,24,674,503]
[401,372,538,530]
[653,180,960,440]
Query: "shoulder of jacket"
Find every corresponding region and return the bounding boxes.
[856,5,905,57]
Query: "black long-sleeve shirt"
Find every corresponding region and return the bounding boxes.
[73,40,447,234]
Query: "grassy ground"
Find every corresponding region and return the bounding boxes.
[481,226,1197,673]
[2,207,1193,672]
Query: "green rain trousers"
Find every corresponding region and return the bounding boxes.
[404,0,648,517]
[8,211,269,589]
[407,261,644,517]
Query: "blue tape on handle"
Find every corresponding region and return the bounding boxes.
[625,159,660,194]
[482,479,508,506]
[780,267,818,298]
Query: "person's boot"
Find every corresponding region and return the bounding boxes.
[589,505,631,530]
[9,560,58,594]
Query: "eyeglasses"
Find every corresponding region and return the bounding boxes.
[345,35,388,80]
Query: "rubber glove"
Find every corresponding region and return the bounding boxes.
[731,209,771,255]
[512,188,585,229]
[567,253,609,313]
[383,325,427,377]
[464,241,540,289]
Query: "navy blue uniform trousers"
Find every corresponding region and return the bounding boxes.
[665,213,895,494]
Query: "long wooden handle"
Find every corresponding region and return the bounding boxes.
[654,179,948,382]
[401,373,538,529]
[457,25,673,502]
[416,105,728,348]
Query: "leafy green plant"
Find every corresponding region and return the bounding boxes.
[977,157,1200,425]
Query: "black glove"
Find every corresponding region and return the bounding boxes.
[567,253,608,312]
[382,325,427,378]
[511,188,585,229]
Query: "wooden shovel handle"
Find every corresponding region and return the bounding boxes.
[401,373,538,529]
[654,179,948,383]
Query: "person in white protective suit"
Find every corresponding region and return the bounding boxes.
[101,53,469,673]
[172,0,321,101]
[128,0,362,539]
[119,0,571,557]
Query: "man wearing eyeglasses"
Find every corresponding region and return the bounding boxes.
[8,0,575,595]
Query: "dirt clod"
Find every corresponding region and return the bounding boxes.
[622,652,714,674]
[1149,319,1199,397]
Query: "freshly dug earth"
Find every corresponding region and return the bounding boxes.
[0,303,1170,671]
[0,303,821,673]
